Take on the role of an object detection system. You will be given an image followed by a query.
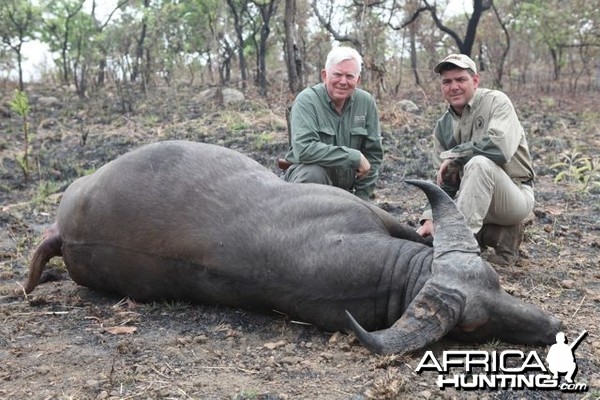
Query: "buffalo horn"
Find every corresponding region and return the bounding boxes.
[345,280,465,354]
[405,179,480,258]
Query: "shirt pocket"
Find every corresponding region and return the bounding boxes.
[350,127,368,149]
[317,126,336,145]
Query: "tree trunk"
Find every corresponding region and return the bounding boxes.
[283,0,303,95]
[131,0,150,83]
[253,0,280,97]
[409,23,420,86]
[226,0,249,89]
[17,48,24,91]
[550,48,562,81]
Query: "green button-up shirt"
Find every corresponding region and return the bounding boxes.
[284,83,383,199]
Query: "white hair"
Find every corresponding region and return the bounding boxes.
[325,46,362,74]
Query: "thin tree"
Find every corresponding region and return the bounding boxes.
[42,0,85,85]
[423,0,493,56]
[311,0,361,52]
[489,1,512,88]
[250,0,281,97]
[283,0,303,95]
[0,0,40,90]
[130,0,150,84]
[385,0,432,88]
[226,0,250,89]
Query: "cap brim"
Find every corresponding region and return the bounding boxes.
[433,61,471,73]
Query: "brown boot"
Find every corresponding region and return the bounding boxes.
[476,223,524,266]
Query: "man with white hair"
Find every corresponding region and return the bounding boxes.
[281,46,383,200]
[417,54,535,266]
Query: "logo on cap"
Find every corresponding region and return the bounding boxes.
[434,54,477,74]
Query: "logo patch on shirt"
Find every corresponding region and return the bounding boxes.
[354,115,366,125]
[474,116,485,131]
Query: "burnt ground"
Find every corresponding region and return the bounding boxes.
[0,84,599,399]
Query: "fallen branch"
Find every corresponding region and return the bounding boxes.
[571,295,586,319]
[8,311,70,317]
[1,201,31,213]
[197,365,257,374]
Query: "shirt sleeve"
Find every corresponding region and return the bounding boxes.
[441,94,521,165]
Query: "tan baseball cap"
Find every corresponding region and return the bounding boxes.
[433,54,477,74]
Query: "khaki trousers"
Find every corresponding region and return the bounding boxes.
[457,156,534,234]
[284,164,354,191]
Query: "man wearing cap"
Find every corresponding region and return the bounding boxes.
[281,46,383,200]
[417,54,535,266]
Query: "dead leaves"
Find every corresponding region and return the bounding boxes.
[84,297,140,335]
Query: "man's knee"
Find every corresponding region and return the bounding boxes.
[464,155,496,176]
[284,164,332,185]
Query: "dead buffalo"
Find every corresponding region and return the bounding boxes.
[23,140,561,354]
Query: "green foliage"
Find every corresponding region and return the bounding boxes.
[252,132,274,150]
[520,1,574,47]
[15,152,29,176]
[517,0,598,81]
[234,389,260,400]
[8,89,32,181]
[74,164,97,178]
[0,0,39,42]
[551,150,600,193]
[41,0,101,90]
[220,110,250,131]
[9,88,30,115]
[32,180,62,206]
[2,0,597,98]
[0,0,42,89]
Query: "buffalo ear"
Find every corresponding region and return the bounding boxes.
[345,279,465,355]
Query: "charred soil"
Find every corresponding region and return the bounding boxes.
[0,84,599,399]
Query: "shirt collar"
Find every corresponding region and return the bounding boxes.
[318,83,355,111]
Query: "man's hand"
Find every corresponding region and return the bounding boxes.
[417,219,434,237]
[355,153,371,179]
[437,158,460,186]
